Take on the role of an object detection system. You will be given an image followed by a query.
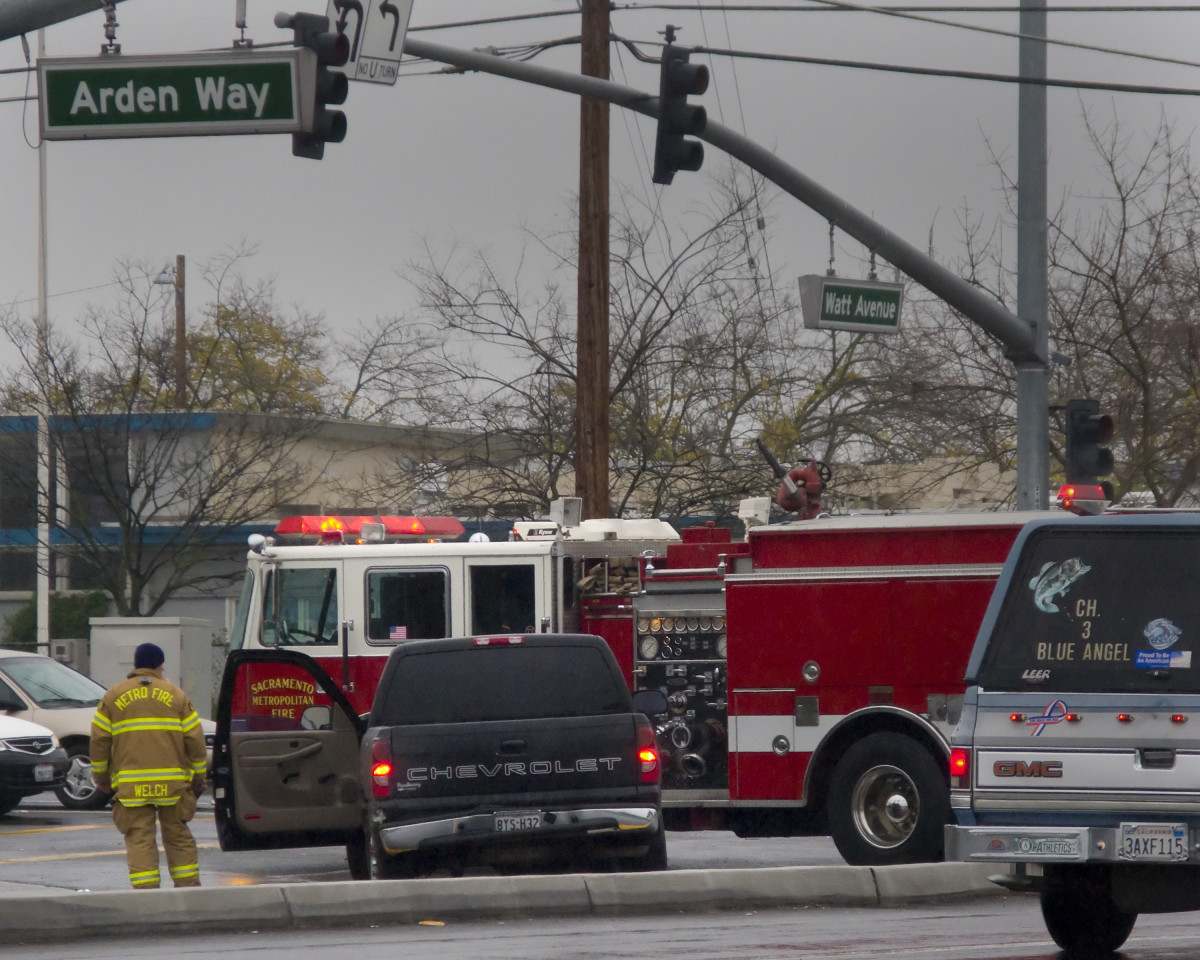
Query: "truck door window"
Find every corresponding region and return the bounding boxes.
[469,564,536,634]
[367,569,448,642]
[261,566,338,646]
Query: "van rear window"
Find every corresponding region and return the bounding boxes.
[977,528,1200,692]
[373,645,631,724]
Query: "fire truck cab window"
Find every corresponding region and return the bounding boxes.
[469,564,536,635]
[367,568,448,642]
[262,566,339,646]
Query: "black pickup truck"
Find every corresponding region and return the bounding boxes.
[213,634,667,879]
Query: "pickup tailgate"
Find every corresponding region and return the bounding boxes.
[382,712,643,803]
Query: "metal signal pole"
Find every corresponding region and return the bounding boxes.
[577,0,610,519]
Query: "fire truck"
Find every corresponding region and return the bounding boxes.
[225,478,1064,866]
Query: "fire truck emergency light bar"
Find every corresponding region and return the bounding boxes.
[273,514,466,542]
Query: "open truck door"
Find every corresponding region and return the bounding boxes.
[214,649,366,869]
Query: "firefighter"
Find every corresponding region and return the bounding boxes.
[90,642,208,889]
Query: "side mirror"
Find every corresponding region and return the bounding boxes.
[631,688,668,717]
[0,689,27,712]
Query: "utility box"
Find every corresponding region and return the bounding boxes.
[49,637,90,675]
[88,617,218,717]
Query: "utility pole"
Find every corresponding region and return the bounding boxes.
[576,0,610,519]
[1014,0,1050,510]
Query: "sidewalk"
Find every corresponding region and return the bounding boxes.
[0,862,1012,942]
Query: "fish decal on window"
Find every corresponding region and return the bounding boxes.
[1029,558,1091,613]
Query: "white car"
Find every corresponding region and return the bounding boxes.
[0,648,214,810]
[0,713,68,815]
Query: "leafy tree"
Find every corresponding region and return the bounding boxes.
[4,592,108,651]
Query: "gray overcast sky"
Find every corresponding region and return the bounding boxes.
[1,1,1197,360]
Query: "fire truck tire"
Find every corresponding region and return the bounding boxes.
[827,733,949,865]
[1040,866,1137,954]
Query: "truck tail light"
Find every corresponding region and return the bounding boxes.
[949,747,971,789]
[637,719,660,783]
[370,738,393,799]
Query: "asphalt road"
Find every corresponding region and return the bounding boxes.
[0,794,847,892]
[0,793,1014,947]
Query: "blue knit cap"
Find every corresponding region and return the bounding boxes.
[134,642,165,669]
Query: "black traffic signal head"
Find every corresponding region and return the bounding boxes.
[652,46,709,185]
[1064,398,1114,484]
[278,11,350,160]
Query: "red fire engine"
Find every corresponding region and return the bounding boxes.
[227,475,1067,865]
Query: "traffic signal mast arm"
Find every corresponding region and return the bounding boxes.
[399,36,1034,357]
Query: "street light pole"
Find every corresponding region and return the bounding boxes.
[155,254,186,407]
[173,254,186,408]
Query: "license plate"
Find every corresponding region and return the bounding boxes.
[1119,822,1189,861]
[494,813,541,832]
[34,764,55,783]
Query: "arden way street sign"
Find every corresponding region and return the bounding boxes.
[39,51,304,140]
[798,275,905,334]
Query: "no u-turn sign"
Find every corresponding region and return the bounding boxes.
[326,0,413,86]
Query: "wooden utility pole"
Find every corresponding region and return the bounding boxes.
[577,0,610,518]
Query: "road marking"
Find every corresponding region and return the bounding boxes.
[0,841,221,865]
[0,814,214,837]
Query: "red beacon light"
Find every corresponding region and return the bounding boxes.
[273,515,466,543]
[1056,483,1109,516]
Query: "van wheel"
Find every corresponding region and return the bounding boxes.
[1041,866,1137,954]
[827,733,948,865]
[55,745,109,811]
[0,793,20,816]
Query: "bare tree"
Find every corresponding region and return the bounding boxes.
[0,253,329,615]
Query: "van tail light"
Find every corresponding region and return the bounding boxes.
[370,738,393,799]
[949,747,971,789]
[637,719,660,784]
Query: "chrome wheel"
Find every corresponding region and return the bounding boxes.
[849,763,918,849]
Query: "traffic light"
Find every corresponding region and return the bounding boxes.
[277,12,350,160]
[652,45,709,185]
[1064,398,1114,484]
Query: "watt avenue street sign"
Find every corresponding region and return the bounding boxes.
[798,274,905,334]
[39,51,304,140]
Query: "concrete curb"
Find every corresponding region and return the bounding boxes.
[2,863,1011,942]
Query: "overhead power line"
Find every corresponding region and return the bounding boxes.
[693,43,1200,96]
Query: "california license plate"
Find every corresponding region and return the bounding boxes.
[1119,822,1188,861]
[34,764,55,783]
[494,813,541,832]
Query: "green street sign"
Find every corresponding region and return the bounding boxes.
[39,51,304,140]
[797,275,905,334]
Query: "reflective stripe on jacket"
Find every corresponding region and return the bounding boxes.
[90,668,208,807]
